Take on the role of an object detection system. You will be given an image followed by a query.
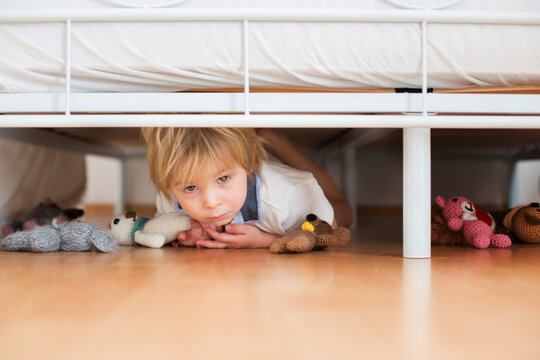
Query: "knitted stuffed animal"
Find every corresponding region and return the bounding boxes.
[435,195,511,249]
[431,204,468,246]
[1,218,117,253]
[1,198,84,237]
[270,214,351,253]
[494,202,540,243]
[110,211,191,248]
[431,200,502,246]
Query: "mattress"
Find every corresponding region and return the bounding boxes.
[1,0,540,93]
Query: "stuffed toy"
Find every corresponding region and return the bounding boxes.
[492,202,540,243]
[435,195,511,249]
[431,204,468,246]
[1,217,117,253]
[270,213,351,253]
[110,211,191,248]
[431,199,503,246]
[1,198,84,237]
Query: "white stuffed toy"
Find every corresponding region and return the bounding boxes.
[110,211,191,248]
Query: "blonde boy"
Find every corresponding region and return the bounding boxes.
[141,128,351,249]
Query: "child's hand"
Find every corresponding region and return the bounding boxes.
[199,224,280,249]
[177,219,222,247]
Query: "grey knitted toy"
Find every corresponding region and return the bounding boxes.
[1,218,118,253]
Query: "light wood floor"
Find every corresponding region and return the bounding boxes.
[1,215,539,360]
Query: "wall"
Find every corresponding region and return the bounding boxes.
[84,154,157,215]
[510,159,540,207]
[85,149,537,215]
[84,155,123,214]
[326,148,513,209]
[123,156,157,205]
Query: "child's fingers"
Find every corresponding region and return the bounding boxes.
[179,238,197,247]
[177,231,187,241]
[223,224,247,235]
[201,223,222,233]
[195,239,228,249]
[205,227,239,243]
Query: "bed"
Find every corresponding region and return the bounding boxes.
[1,0,540,258]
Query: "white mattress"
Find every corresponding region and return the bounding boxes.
[1,0,540,93]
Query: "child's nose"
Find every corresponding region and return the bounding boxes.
[203,190,220,209]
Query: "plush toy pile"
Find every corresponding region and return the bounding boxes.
[0,198,111,253]
[434,195,511,249]
[270,213,351,253]
[1,217,117,253]
[1,198,84,237]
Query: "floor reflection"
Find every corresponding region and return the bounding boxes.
[402,258,432,359]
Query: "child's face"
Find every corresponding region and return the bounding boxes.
[170,158,248,226]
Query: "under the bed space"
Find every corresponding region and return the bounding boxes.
[1,1,540,258]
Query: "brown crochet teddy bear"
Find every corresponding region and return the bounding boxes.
[497,202,540,243]
[270,214,351,253]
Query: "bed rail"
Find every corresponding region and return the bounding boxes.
[1,8,540,24]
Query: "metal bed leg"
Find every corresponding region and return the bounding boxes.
[117,159,126,215]
[342,147,357,229]
[403,127,431,258]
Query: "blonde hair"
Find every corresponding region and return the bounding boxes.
[141,128,267,195]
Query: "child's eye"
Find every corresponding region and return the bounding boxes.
[184,185,197,193]
[217,176,230,184]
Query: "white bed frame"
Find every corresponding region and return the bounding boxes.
[1,7,539,258]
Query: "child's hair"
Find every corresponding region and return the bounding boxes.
[141,128,267,195]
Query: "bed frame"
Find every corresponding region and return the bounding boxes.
[1,6,540,258]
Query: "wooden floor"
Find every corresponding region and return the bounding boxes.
[1,215,540,360]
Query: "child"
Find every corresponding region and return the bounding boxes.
[141,128,352,249]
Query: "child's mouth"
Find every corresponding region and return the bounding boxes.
[209,213,229,222]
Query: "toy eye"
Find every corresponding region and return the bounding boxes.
[306,214,317,221]
[530,202,539,208]
[452,198,458,202]
[113,218,120,225]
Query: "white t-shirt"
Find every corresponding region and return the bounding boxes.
[155,161,334,235]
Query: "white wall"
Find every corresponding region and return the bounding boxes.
[86,149,534,212]
[325,149,512,208]
[123,156,158,204]
[432,154,511,207]
[84,154,157,214]
[84,155,123,213]
[510,159,540,207]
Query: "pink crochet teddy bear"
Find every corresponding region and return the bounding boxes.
[435,195,511,249]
